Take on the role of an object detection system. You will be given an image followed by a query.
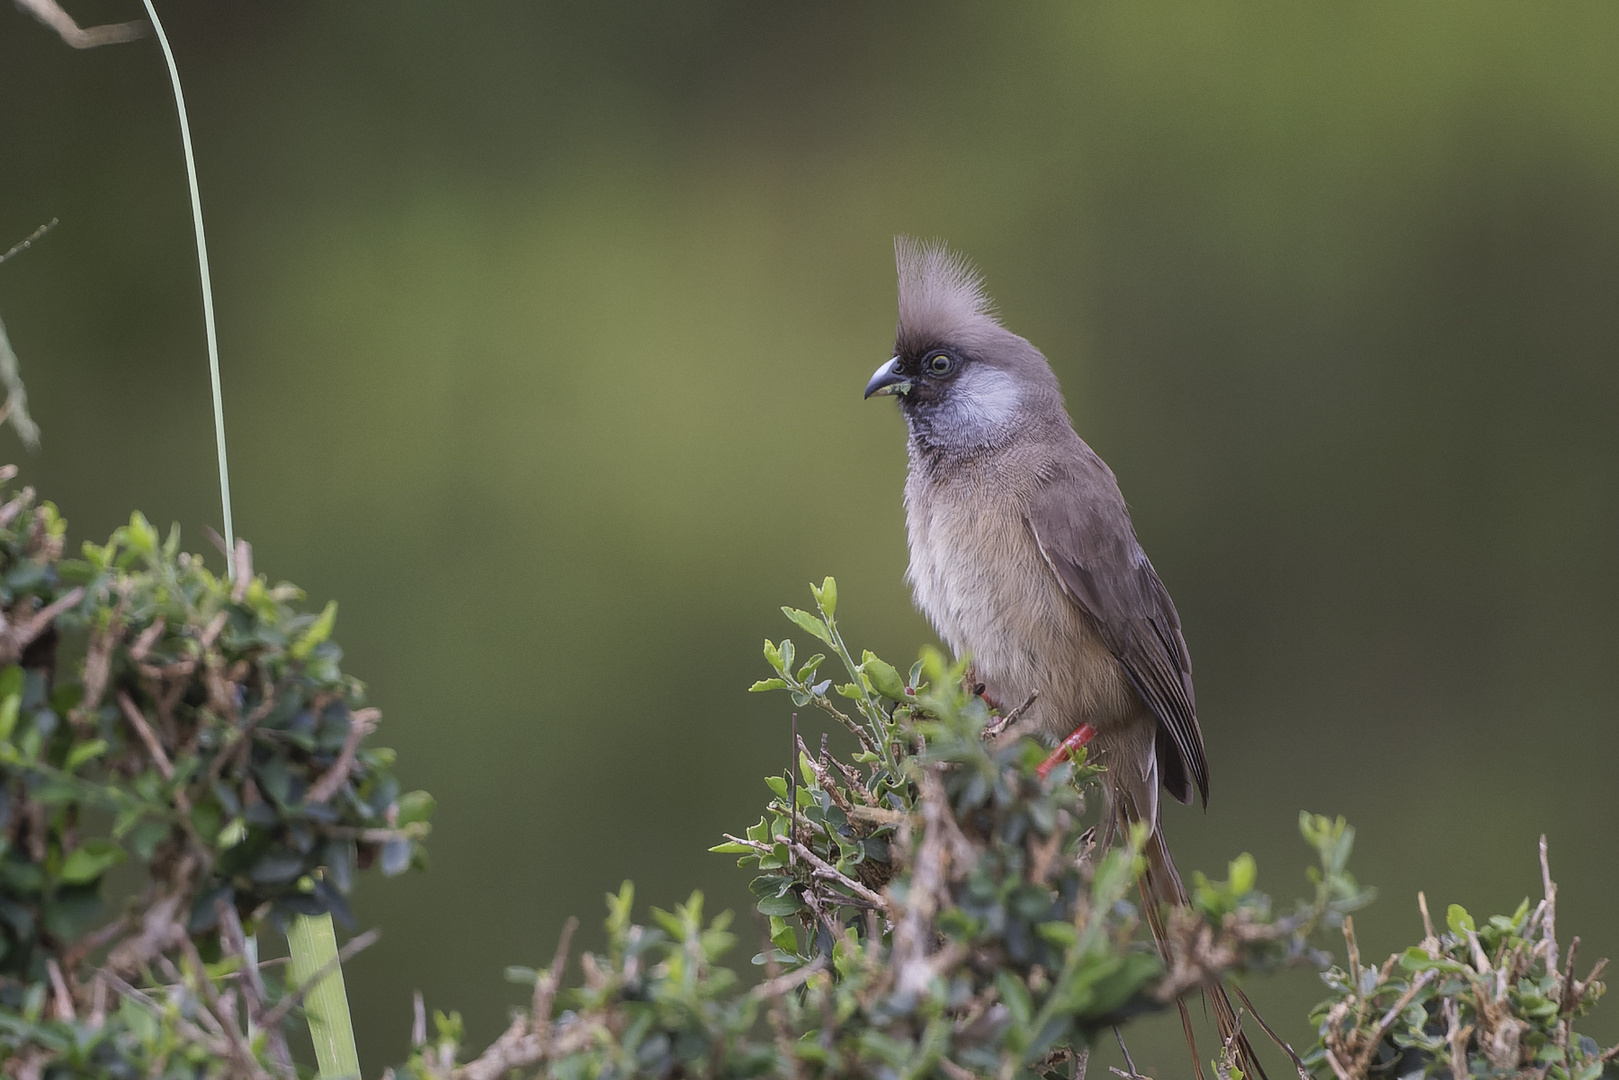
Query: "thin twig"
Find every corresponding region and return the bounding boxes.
[180,934,273,1080]
[15,0,144,47]
[118,691,173,779]
[531,917,578,1030]
[750,955,828,1001]
[45,958,74,1021]
[984,690,1039,738]
[259,928,380,1031]
[0,221,57,265]
[307,707,379,803]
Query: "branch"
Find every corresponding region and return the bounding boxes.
[306,707,380,803]
[258,928,380,1031]
[117,690,173,780]
[15,0,144,48]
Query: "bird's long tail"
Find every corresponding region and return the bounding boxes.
[1140,825,1269,1080]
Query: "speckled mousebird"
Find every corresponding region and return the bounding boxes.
[864,237,1266,1079]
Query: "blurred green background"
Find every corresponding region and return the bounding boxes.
[5,2,1619,1073]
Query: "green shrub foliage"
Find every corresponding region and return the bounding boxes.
[402,582,1371,1080]
[0,473,430,1077]
[1,485,1609,1080]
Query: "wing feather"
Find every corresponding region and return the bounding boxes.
[1027,462,1210,807]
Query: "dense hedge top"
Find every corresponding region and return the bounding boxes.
[0,472,430,1077]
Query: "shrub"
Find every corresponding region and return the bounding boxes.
[0,474,430,1078]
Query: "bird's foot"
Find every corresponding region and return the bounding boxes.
[962,670,999,710]
[1035,722,1097,780]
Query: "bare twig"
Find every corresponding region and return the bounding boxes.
[751,955,828,1001]
[45,958,75,1021]
[259,928,380,1031]
[118,690,174,780]
[231,540,253,602]
[1540,836,1559,975]
[180,934,273,1080]
[984,690,1039,738]
[306,707,380,803]
[791,840,890,910]
[0,221,57,265]
[531,917,578,1030]
[15,0,145,47]
[4,586,83,659]
[218,899,294,1075]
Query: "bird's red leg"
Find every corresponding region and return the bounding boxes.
[1036,722,1097,780]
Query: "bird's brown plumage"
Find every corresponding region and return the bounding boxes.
[872,237,1264,1080]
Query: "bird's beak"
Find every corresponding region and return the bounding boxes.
[864,357,911,399]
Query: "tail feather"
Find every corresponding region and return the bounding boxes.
[1140,826,1269,1080]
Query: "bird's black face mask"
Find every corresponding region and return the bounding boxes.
[865,347,964,405]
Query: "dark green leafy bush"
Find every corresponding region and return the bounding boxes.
[0,474,430,1077]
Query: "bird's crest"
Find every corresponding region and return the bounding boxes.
[894,237,1000,350]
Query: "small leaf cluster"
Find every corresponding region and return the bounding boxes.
[0,475,431,1077]
[1306,850,1617,1080]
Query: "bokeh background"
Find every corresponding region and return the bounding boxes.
[4,2,1619,1073]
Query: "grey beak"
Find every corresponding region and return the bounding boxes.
[864,357,911,399]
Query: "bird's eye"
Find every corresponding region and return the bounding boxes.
[926,353,954,376]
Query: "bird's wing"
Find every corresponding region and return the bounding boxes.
[1026,464,1209,806]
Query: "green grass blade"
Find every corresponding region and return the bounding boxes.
[288,912,361,1079]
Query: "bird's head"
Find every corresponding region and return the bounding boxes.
[864,238,1063,450]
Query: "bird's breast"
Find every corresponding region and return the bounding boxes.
[903,463,1134,736]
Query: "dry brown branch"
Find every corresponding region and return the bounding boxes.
[750,954,828,1001]
[984,690,1039,738]
[1540,835,1559,975]
[217,899,294,1074]
[307,707,380,803]
[532,916,578,1032]
[231,539,253,602]
[105,859,195,977]
[44,958,74,1021]
[179,934,275,1080]
[890,769,951,997]
[117,690,174,779]
[0,586,82,663]
[15,0,144,47]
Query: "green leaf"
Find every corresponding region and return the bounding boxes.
[1228,852,1256,895]
[756,892,804,917]
[60,840,127,884]
[749,678,788,693]
[64,739,108,773]
[860,652,907,701]
[216,817,247,851]
[291,600,338,660]
[0,665,21,743]
[995,970,1032,1026]
[781,607,833,645]
[708,840,752,854]
[1447,904,1475,936]
[814,576,837,617]
[396,790,436,826]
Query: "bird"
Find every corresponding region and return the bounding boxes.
[864,237,1265,1080]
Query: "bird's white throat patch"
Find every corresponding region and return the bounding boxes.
[947,365,1023,438]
